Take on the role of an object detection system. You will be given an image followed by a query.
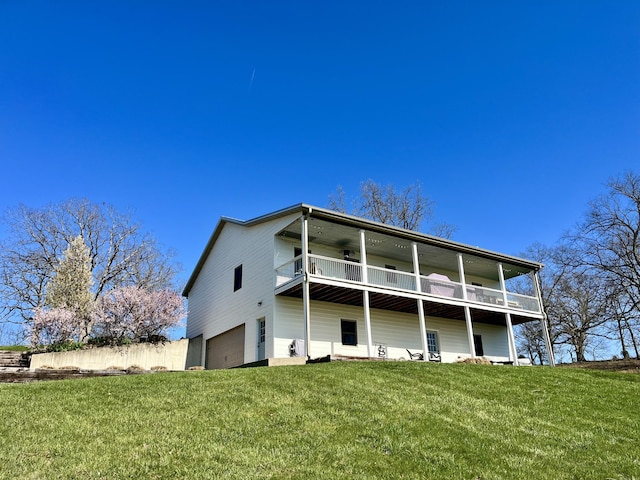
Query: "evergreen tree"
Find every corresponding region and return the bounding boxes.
[45,235,94,339]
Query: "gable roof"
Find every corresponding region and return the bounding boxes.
[182,203,543,297]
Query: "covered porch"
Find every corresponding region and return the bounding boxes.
[274,213,555,366]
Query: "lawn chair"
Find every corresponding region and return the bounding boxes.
[428,352,442,362]
[376,343,387,359]
[406,349,424,361]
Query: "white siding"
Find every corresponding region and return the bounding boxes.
[185,213,300,365]
[274,296,510,363]
[187,210,520,368]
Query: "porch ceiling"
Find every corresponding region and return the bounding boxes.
[276,218,533,281]
[278,283,533,326]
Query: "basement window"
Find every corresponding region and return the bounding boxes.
[341,320,358,346]
[234,264,243,292]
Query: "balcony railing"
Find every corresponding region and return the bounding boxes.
[275,254,541,314]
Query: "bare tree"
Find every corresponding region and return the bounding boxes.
[515,321,547,365]
[0,199,180,340]
[328,180,455,236]
[514,242,612,363]
[552,269,613,362]
[601,280,639,359]
[570,171,640,358]
[513,243,566,364]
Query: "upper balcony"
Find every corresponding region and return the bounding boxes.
[274,214,543,325]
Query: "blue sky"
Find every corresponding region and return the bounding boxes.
[1,1,639,288]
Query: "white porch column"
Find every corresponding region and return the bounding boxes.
[458,254,476,357]
[505,313,519,365]
[463,306,476,357]
[301,215,311,358]
[533,271,555,366]
[412,242,429,360]
[498,263,518,364]
[360,229,373,357]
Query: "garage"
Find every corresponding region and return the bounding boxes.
[206,324,245,369]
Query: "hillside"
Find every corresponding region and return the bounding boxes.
[0,361,638,479]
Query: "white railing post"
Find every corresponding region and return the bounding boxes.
[360,229,373,357]
[457,253,468,301]
[497,263,509,307]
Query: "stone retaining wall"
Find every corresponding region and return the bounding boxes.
[30,339,189,371]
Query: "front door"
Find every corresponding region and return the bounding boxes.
[257,318,266,360]
[473,334,484,357]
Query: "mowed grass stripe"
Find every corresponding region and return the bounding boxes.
[0,361,638,479]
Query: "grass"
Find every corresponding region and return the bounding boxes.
[0,362,638,479]
[0,345,29,352]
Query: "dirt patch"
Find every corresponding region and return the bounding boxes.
[0,368,148,384]
[559,358,640,373]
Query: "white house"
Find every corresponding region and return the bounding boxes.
[182,204,554,369]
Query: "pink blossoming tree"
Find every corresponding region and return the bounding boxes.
[31,287,186,349]
[92,286,186,345]
[31,307,83,348]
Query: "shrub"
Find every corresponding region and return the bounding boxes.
[42,341,85,353]
[126,365,145,372]
[458,357,492,365]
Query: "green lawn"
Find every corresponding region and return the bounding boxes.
[0,345,29,351]
[0,361,638,479]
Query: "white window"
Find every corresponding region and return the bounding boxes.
[427,331,440,353]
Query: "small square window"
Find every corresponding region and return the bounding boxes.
[341,319,357,346]
[234,265,243,291]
